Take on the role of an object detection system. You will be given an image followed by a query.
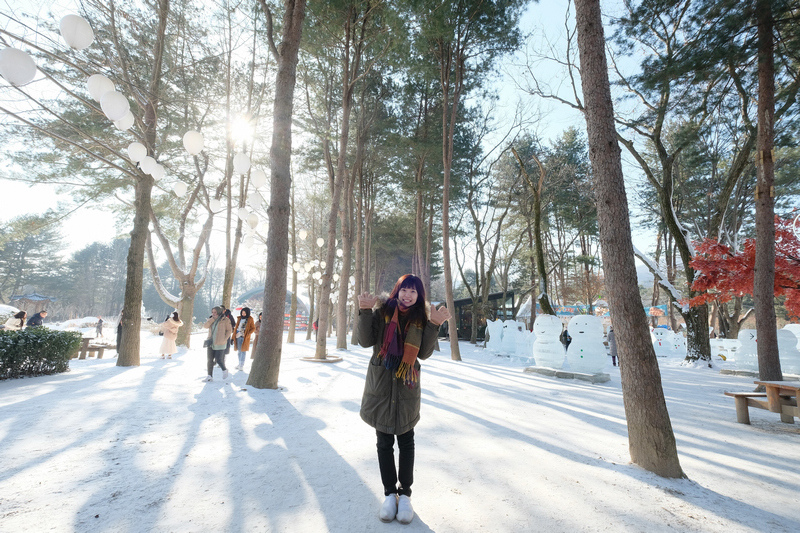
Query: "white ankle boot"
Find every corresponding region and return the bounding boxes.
[379,494,397,522]
[396,494,414,524]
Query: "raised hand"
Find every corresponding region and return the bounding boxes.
[429,304,451,326]
[358,291,379,309]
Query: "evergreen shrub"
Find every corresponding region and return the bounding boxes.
[0,328,82,379]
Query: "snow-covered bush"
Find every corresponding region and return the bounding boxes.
[0,328,82,379]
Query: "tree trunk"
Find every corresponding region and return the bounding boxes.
[754,0,781,382]
[513,148,555,316]
[442,171,460,359]
[288,185,297,343]
[315,9,359,360]
[575,0,684,478]
[681,304,709,363]
[336,158,357,349]
[176,285,197,347]
[248,0,306,389]
[306,279,315,341]
[117,176,153,367]
[351,166,364,345]
[117,0,169,367]
[413,157,426,278]
[424,197,433,291]
[470,311,478,344]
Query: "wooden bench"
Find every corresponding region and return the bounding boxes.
[75,338,116,360]
[724,392,770,424]
[725,391,799,424]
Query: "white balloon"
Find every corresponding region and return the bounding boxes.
[127,142,147,162]
[0,47,36,86]
[182,130,204,155]
[209,198,222,211]
[237,207,249,220]
[246,213,259,229]
[333,273,340,282]
[336,248,343,257]
[233,152,250,174]
[150,164,165,181]
[139,155,157,175]
[173,182,188,197]
[86,74,114,101]
[320,261,327,269]
[250,190,264,205]
[251,168,267,187]
[316,237,324,247]
[298,229,308,240]
[292,262,301,271]
[60,14,94,50]
[100,91,130,121]
[114,111,134,130]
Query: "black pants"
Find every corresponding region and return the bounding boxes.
[207,347,227,375]
[376,429,414,497]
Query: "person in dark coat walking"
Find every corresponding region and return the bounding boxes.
[116,310,123,356]
[357,274,451,525]
[26,310,47,327]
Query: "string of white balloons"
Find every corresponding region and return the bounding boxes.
[1,13,268,229]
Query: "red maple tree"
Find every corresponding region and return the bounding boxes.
[689,216,800,318]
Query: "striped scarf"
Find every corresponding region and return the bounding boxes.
[377,306,423,387]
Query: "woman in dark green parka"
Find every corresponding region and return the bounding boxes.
[357,274,451,525]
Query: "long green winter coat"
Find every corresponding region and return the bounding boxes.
[358,305,439,435]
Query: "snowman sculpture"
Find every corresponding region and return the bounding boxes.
[500,320,520,354]
[532,314,565,368]
[651,328,672,357]
[671,331,687,357]
[566,314,606,374]
[736,329,759,371]
[516,325,535,360]
[777,328,800,374]
[485,319,504,353]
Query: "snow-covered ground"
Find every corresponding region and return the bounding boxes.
[1,331,798,532]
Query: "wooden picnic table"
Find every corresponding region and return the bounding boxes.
[754,380,800,424]
[74,337,116,360]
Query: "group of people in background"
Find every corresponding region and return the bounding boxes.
[2,310,48,331]
[200,305,262,381]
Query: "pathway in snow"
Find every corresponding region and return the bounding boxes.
[1,332,798,532]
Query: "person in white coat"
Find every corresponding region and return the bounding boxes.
[159,311,183,359]
[4,311,27,330]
